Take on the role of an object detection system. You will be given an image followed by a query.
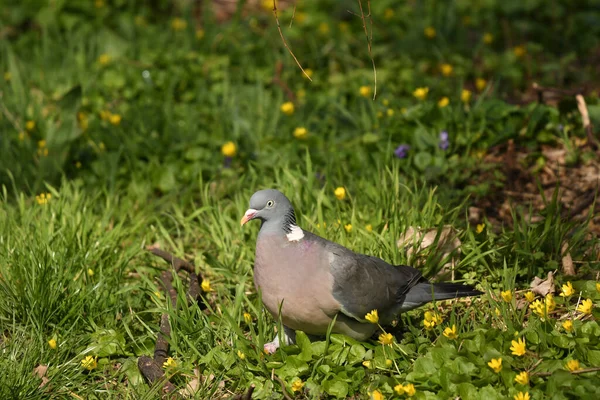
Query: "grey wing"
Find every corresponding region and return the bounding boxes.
[326,243,423,324]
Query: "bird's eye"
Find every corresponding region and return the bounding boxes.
[266,200,274,208]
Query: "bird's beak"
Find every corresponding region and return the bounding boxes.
[240,209,257,226]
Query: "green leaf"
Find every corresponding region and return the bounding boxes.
[414,151,433,171]
[323,379,349,399]
[295,331,313,361]
[348,344,366,365]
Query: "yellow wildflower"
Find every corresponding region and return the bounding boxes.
[362,360,372,368]
[494,307,501,316]
[577,299,593,315]
[524,291,535,302]
[36,193,52,205]
[81,355,98,371]
[483,33,494,44]
[565,359,580,372]
[171,18,187,31]
[293,127,308,139]
[334,187,346,200]
[48,339,57,349]
[280,101,295,115]
[476,223,485,233]
[365,310,379,324]
[99,110,111,120]
[87,268,94,277]
[243,312,252,324]
[475,78,487,92]
[221,141,237,157]
[529,299,547,319]
[510,337,526,356]
[97,53,111,66]
[94,0,105,8]
[163,357,177,369]
[514,392,530,400]
[370,389,384,400]
[338,21,349,32]
[413,87,429,100]
[4,71,11,81]
[237,350,245,360]
[386,108,395,117]
[294,12,307,24]
[424,310,443,329]
[195,29,205,40]
[318,22,330,35]
[438,97,449,108]
[424,27,436,39]
[443,324,457,339]
[545,294,556,312]
[385,359,393,367]
[303,69,313,79]
[77,112,89,131]
[515,371,529,385]
[26,120,36,131]
[596,282,600,292]
[366,224,373,232]
[560,281,574,297]
[359,86,372,98]
[513,46,526,58]
[384,8,395,20]
[109,113,121,126]
[461,89,472,103]
[501,290,513,303]
[134,15,147,27]
[562,319,574,332]
[488,357,502,373]
[291,378,304,392]
[440,63,453,77]
[378,333,394,346]
[344,224,352,233]
[403,383,416,397]
[18,131,26,141]
[394,384,405,395]
[99,142,106,152]
[201,279,212,292]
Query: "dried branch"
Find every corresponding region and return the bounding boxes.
[576,94,598,149]
[357,0,377,99]
[271,0,311,81]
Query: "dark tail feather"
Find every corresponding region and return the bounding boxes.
[402,282,482,310]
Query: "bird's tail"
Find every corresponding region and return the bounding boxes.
[402,282,482,310]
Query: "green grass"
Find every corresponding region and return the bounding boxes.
[1,1,600,399]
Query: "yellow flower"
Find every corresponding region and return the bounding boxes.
[476,223,485,234]
[359,86,372,98]
[413,87,429,100]
[280,101,295,115]
[362,360,372,368]
[134,15,147,27]
[501,290,513,303]
[293,127,308,139]
[303,69,313,79]
[545,294,556,312]
[577,299,593,315]
[97,53,111,66]
[514,46,526,58]
[94,0,105,8]
[438,97,449,108]
[365,310,379,324]
[384,8,395,20]
[370,389,384,400]
[344,224,352,233]
[171,18,187,31]
[36,193,52,205]
[338,22,349,32]
[475,78,487,92]
[99,110,111,121]
[394,384,405,395]
[163,357,177,369]
[109,113,121,126]
[237,350,245,360]
[423,311,443,330]
[424,26,436,39]
[77,112,89,131]
[510,338,526,356]
[366,224,373,232]
[529,299,547,319]
[440,63,453,77]
[291,378,304,392]
[461,89,472,103]
[515,371,529,385]
[562,319,574,332]
[334,187,346,200]
[25,120,36,131]
[38,140,46,149]
[243,312,252,324]
[488,357,502,373]
[378,333,394,345]
[196,29,205,40]
[18,131,26,141]
[403,383,416,397]
[318,22,330,35]
[560,281,574,297]
[385,359,393,367]
[87,268,94,277]
[483,33,494,44]
[565,359,580,372]
[48,339,57,349]
[221,141,237,157]
[386,108,395,117]
[81,355,98,370]
[524,291,535,302]
[295,12,307,24]
[443,324,457,339]
[4,71,11,81]
[514,392,530,400]
[201,279,212,292]
[596,282,600,293]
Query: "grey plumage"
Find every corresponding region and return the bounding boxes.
[241,189,482,352]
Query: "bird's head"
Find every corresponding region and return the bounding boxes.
[240,189,295,228]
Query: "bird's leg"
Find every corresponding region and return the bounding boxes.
[264,326,296,354]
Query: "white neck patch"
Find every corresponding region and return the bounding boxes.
[286,224,305,241]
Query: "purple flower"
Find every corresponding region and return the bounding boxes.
[438,131,449,150]
[394,144,410,159]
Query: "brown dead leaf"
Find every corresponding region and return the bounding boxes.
[530,271,555,296]
[33,364,49,388]
[179,368,202,398]
[561,242,575,276]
